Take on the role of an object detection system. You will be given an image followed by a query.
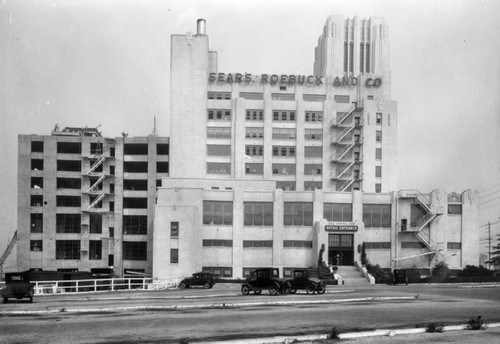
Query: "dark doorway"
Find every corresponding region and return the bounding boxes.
[328,234,354,266]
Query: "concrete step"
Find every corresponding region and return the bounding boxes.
[336,266,370,285]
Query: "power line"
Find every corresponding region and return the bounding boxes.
[480,196,500,205]
[480,220,500,227]
[480,189,500,199]
[480,184,500,193]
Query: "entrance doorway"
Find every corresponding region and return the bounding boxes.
[328,234,354,266]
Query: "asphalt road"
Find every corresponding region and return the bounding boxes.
[1,283,500,343]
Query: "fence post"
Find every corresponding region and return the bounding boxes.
[128,278,131,290]
[94,279,97,292]
[111,279,114,292]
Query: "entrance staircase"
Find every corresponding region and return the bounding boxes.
[336,266,370,286]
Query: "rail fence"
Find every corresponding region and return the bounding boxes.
[32,277,183,295]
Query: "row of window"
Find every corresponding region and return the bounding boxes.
[31,160,168,174]
[209,92,328,103]
[31,141,168,155]
[364,242,462,250]
[208,110,325,123]
[202,240,313,248]
[40,240,147,260]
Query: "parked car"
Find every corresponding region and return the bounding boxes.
[287,269,326,294]
[178,272,215,289]
[2,272,35,303]
[241,268,291,296]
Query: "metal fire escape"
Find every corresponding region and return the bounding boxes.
[330,102,363,191]
[395,190,445,262]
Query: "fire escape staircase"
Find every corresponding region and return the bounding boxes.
[84,155,108,212]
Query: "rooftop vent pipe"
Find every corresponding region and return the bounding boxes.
[197,19,206,35]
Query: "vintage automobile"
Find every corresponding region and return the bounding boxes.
[287,269,326,294]
[178,272,216,289]
[2,271,35,303]
[241,268,291,296]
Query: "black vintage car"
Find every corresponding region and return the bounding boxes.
[287,269,326,294]
[2,272,35,303]
[241,268,291,296]
[178,272,215,289]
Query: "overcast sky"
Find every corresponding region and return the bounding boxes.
[1,0,499,253]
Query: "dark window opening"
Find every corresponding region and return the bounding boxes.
[57,160,81,172]
[124,179,148,191]
[90,214,102,233]
[123,241,147,261]
[90,142,103,155]
[157,143,169,155]
[30,240,43,252]
[56,196,81,207]
[30,213,43,233]
[89,240,102,260]
[31,195,43,207]
[123,215,148,235]
[124,143,148,155]
[157,162,169,173]
[31,177,43,189]
[31,159,44,171]
[31,141,44,153]
[171,222,179,238]
[57,142,81,154]
[56,240,81,260]
[56,214,81,233]
[124,161,148,173]
[57,178,81,189]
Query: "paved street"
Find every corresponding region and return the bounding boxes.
[1,283,499,343]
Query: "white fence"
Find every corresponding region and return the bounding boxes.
[33,277,182,295]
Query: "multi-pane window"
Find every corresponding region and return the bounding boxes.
[89,214,102,234]
[31,195,43,207]
[157,143,169,155]
[208,92,231,99]
[272,146,295,157]
[272,128,296,140]
[245,109,264,121]
[31,141,44,153]
[277,181,296,191]
[447,242,462,250]
[304,146,322,157]
[124,180,148,191]
[157,162,169,173]
[376,113,382,125]
[31,159,43,171]
[448,204,462,215]
[304,181,322,190]
[375,148,382,160]
[31,177,43,189]
[239,92,263,100]
[203,201,233,225]
[334,95,350,103]
[89,240,102,260]
[365,242,391,249]
[207,162,231,174]
[123,241,147,260]
[401,242,426,249]
[207,127,231,138]
[329,233,353,247]
[57,178,81,189]
[283,240,313,248]
[305,111,323,122]
[124,161,148,173]
[376,130,382,142]
[207,145,231,156]
[56,214,81,233]
[30,213,43,233]
[245,127,264,138]
[303,94,326,102]
[305,129,322,140]
[304,164,322,175]
[123,215,148,235]
[375,183,382,193]
[90,142,103,155]
[323,203,353,222]
[57,142,81,154]
[363,204,391,227]
[124,143,148,155]
[243,240,273,247]
[170,248,178,263]
[271,93,295,101]
[30,240,43,251]
[284,202,313,226]
[245,163,264,175]
[56,240,81,260]
[375,166,382,178]
[244,202,273,226]
[202,267,233,278]
[272,110,295,121]
[245,145,263,156]
[123,198,148,209]
[56,196,81,207]
[171,222,179,238]
[272,164,296,175]
[202,240,233,247]
[208,109,231,121]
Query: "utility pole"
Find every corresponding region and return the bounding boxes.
[488,221,491,270]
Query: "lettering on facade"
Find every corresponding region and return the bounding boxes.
[324,222,358,232]
[208,73,380,87]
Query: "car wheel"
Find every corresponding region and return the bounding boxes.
[241,285,251,295]
[179,282,187,289]
[289,288,297,294]
[316,284,326,294]
[280,284,290,295]
[306,284,316,294]
[269,285,279,296]
[203,282,211,289]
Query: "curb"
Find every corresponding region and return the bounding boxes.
[199,322,500,344]
[0,295,418,315]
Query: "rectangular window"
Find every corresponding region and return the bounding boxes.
[89,240,102,260]
[272,128,296,140]
[363,204,391,227]
[272,146,295,157]
[124,179,148,191]
[284,202,313,226]
[208,92,231,99]
[305,129,322,140]
[207,145,231,156]
[30,240,43,252]
[31,159,43,171]
[375,183,382,193]
[239,92,263,100]
[272,163,296,175]
[376,113,382,125]
[31,141,44,153]
[207,162,231,175]
[123,215,148,235]
[124,143,148,155]
[401,241,426,249]
[304,181,322,190]
[244,202,274,226]
[56,214,81,233]
[170,248,178,263]
[123,241,147,261]
[123,197,148,209]
[245,163,264,175]
[202,240,233,247]
[243,240,273,248]
[283,240,313,248]
[109,227,114,238]
[376,130,382,142]
[245,127,264,138]
[271,93,295,101]
[202,266,233,278]
[203,201,233,225]
[304,111,323,122]
[334,95,350,103]
[56,240,81,260]
[207,109,231,121]
[365,242,391,249]
[303,94,326,102]
[376,148,382,160]
[272,110,295,121]
[57,142,81,154]
[157,143,169,155]
[31,195,43,207]
[304,164,322,175]
[375,166,382,178]
[304,146,323,157]
[124,161,148,173]
[31,177,43,189]
[90,142,103,155]
[329,234,353,247]
[56,178,81,189]
[171,222,179,238]
[245,145,264,156]
[207,127,231,139]
[447,242,462,250]
[89,214,102,234]
[323,203,353,222]
[157,162,169,173]
[245,109,264,121]
[448,204,462,214]
[56,196,81,207]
